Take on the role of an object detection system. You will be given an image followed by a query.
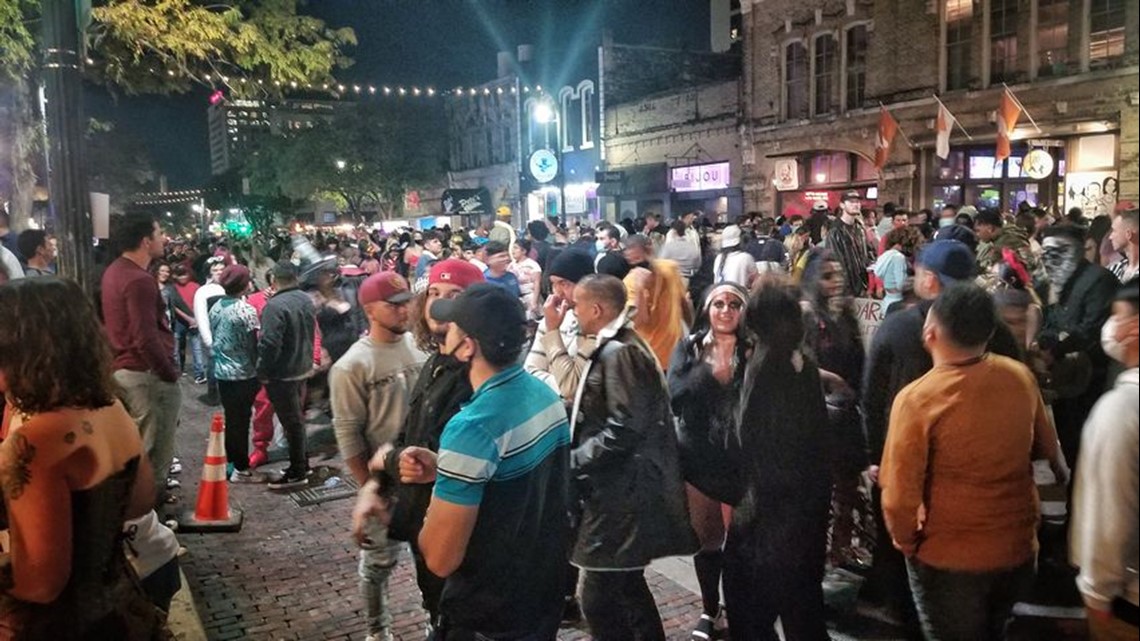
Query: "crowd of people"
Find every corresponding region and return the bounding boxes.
[0,195,1136,641]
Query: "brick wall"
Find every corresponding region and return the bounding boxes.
[602,44,740,107]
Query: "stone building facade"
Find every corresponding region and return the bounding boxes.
[739,0,1140,217]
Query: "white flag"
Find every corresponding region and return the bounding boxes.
[935,103,955,160]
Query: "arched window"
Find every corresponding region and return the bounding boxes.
[784,41,809,120]
[559,89,574,151]
[813,33,838,115]
[845,24,869,110]
[579,81,596,148]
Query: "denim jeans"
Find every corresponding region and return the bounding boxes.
[906,557,1035,641]
[173,325,204,379]
[113,369,183,503]
[359,536,403,634]
[580,569,664,641]
[264,379,308,474]
[217,378,259,472]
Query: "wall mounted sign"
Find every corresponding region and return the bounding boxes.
[1022,149,1055,180]
[671,161,731,192]
[772,158,799,191]
[529,149,559,184]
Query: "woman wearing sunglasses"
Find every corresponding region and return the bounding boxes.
[667,282,752,640]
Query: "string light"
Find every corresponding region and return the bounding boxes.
[412,87,421,96]
[398,87,406,95]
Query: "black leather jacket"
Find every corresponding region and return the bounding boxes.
[570,322,698,569]
[383,350,473,542]
[256,287,316,381]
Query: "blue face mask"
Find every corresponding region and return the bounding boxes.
[595,239,607,253]
[939,217,956,228]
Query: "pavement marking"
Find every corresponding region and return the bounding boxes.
[167,568,208,641]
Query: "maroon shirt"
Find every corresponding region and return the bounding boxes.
[101,256,178,381]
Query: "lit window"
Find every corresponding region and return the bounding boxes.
[1089,0,1126,64]
[990,0,1019,82]
[785,42,810,120]
[845,25,868,110]
[946,0,977,90]
[1037,0,1070,77]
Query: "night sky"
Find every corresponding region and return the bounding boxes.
[85,0,710,190]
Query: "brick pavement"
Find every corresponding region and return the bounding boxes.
[166,379,1086,641]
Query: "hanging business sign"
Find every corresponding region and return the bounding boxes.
[1022,149,1055,180]
[529,149,559,184]
[441,188,492,216]
[671,161,731,192]
[772,158,800,191]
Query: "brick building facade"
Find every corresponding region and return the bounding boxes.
[739,0,1139,218]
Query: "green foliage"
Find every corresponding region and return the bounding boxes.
[0,0,355,93]
[247,101,447,221]
[0,0,37,80]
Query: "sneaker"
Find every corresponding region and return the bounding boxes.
[248,449,268,469]
[169,460,182,475]
[166,477,181,489]
[266,468,311,491]
[194,376,207,384]
[229,469,267,484]
[691,613,716,640]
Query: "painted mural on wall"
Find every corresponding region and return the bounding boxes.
[1064,171,1119,218]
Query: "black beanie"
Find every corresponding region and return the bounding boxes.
[548,250,595,283]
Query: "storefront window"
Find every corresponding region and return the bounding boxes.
[854,155,877,182]
[938,151,966,180]
[967,184,1002,210]
[932,185,963,210]
[810,152,850,184]
[968,154,1002,179]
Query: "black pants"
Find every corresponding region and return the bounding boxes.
[140,557,182,615]
[217,378,260,472]
[264,379,308,473]
[722,556,830,641]
[411,542,445,626]
[580,569,664,641]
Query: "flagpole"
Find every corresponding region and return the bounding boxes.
[1001,83,1042,132]
[879,102,914,148]
[932,94,974,140]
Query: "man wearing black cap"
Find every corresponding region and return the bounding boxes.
[525,249,596,402]
[861,240,1022,628]
[828,191,876,297]
[396,284,571,639]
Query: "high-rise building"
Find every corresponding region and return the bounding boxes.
[207,97,340,175]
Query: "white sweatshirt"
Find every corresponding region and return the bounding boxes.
[1070,367,1140,611]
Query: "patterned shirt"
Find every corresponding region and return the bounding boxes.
[1110,256,1138,284]
[827,218,875,297]
[209,296,260,381]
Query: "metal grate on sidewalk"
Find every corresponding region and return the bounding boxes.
[288,473,360,507]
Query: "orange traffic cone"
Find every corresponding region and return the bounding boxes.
[178,413,243,532]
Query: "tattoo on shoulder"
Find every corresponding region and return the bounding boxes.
[1,434,36,500]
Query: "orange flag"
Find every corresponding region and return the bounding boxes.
[995,90,1021,161]
[874,107,899,169]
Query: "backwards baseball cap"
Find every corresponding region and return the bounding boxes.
[917,239,976,285]
[842,190,862,202]
[811,201,829,212]
[429,258,484,289]
[219,264,251,295]
[358,271,413,306]
[429,283,526,356]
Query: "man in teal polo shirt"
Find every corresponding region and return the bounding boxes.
[397,283,571,640]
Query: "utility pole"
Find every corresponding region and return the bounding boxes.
[42,0,95,293]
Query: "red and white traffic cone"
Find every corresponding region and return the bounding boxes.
[178,413,243,532]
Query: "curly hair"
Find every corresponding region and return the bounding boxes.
[0,278,117,413]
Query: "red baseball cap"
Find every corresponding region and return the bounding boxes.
[429,258,485,289]
[358,271,413,306]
